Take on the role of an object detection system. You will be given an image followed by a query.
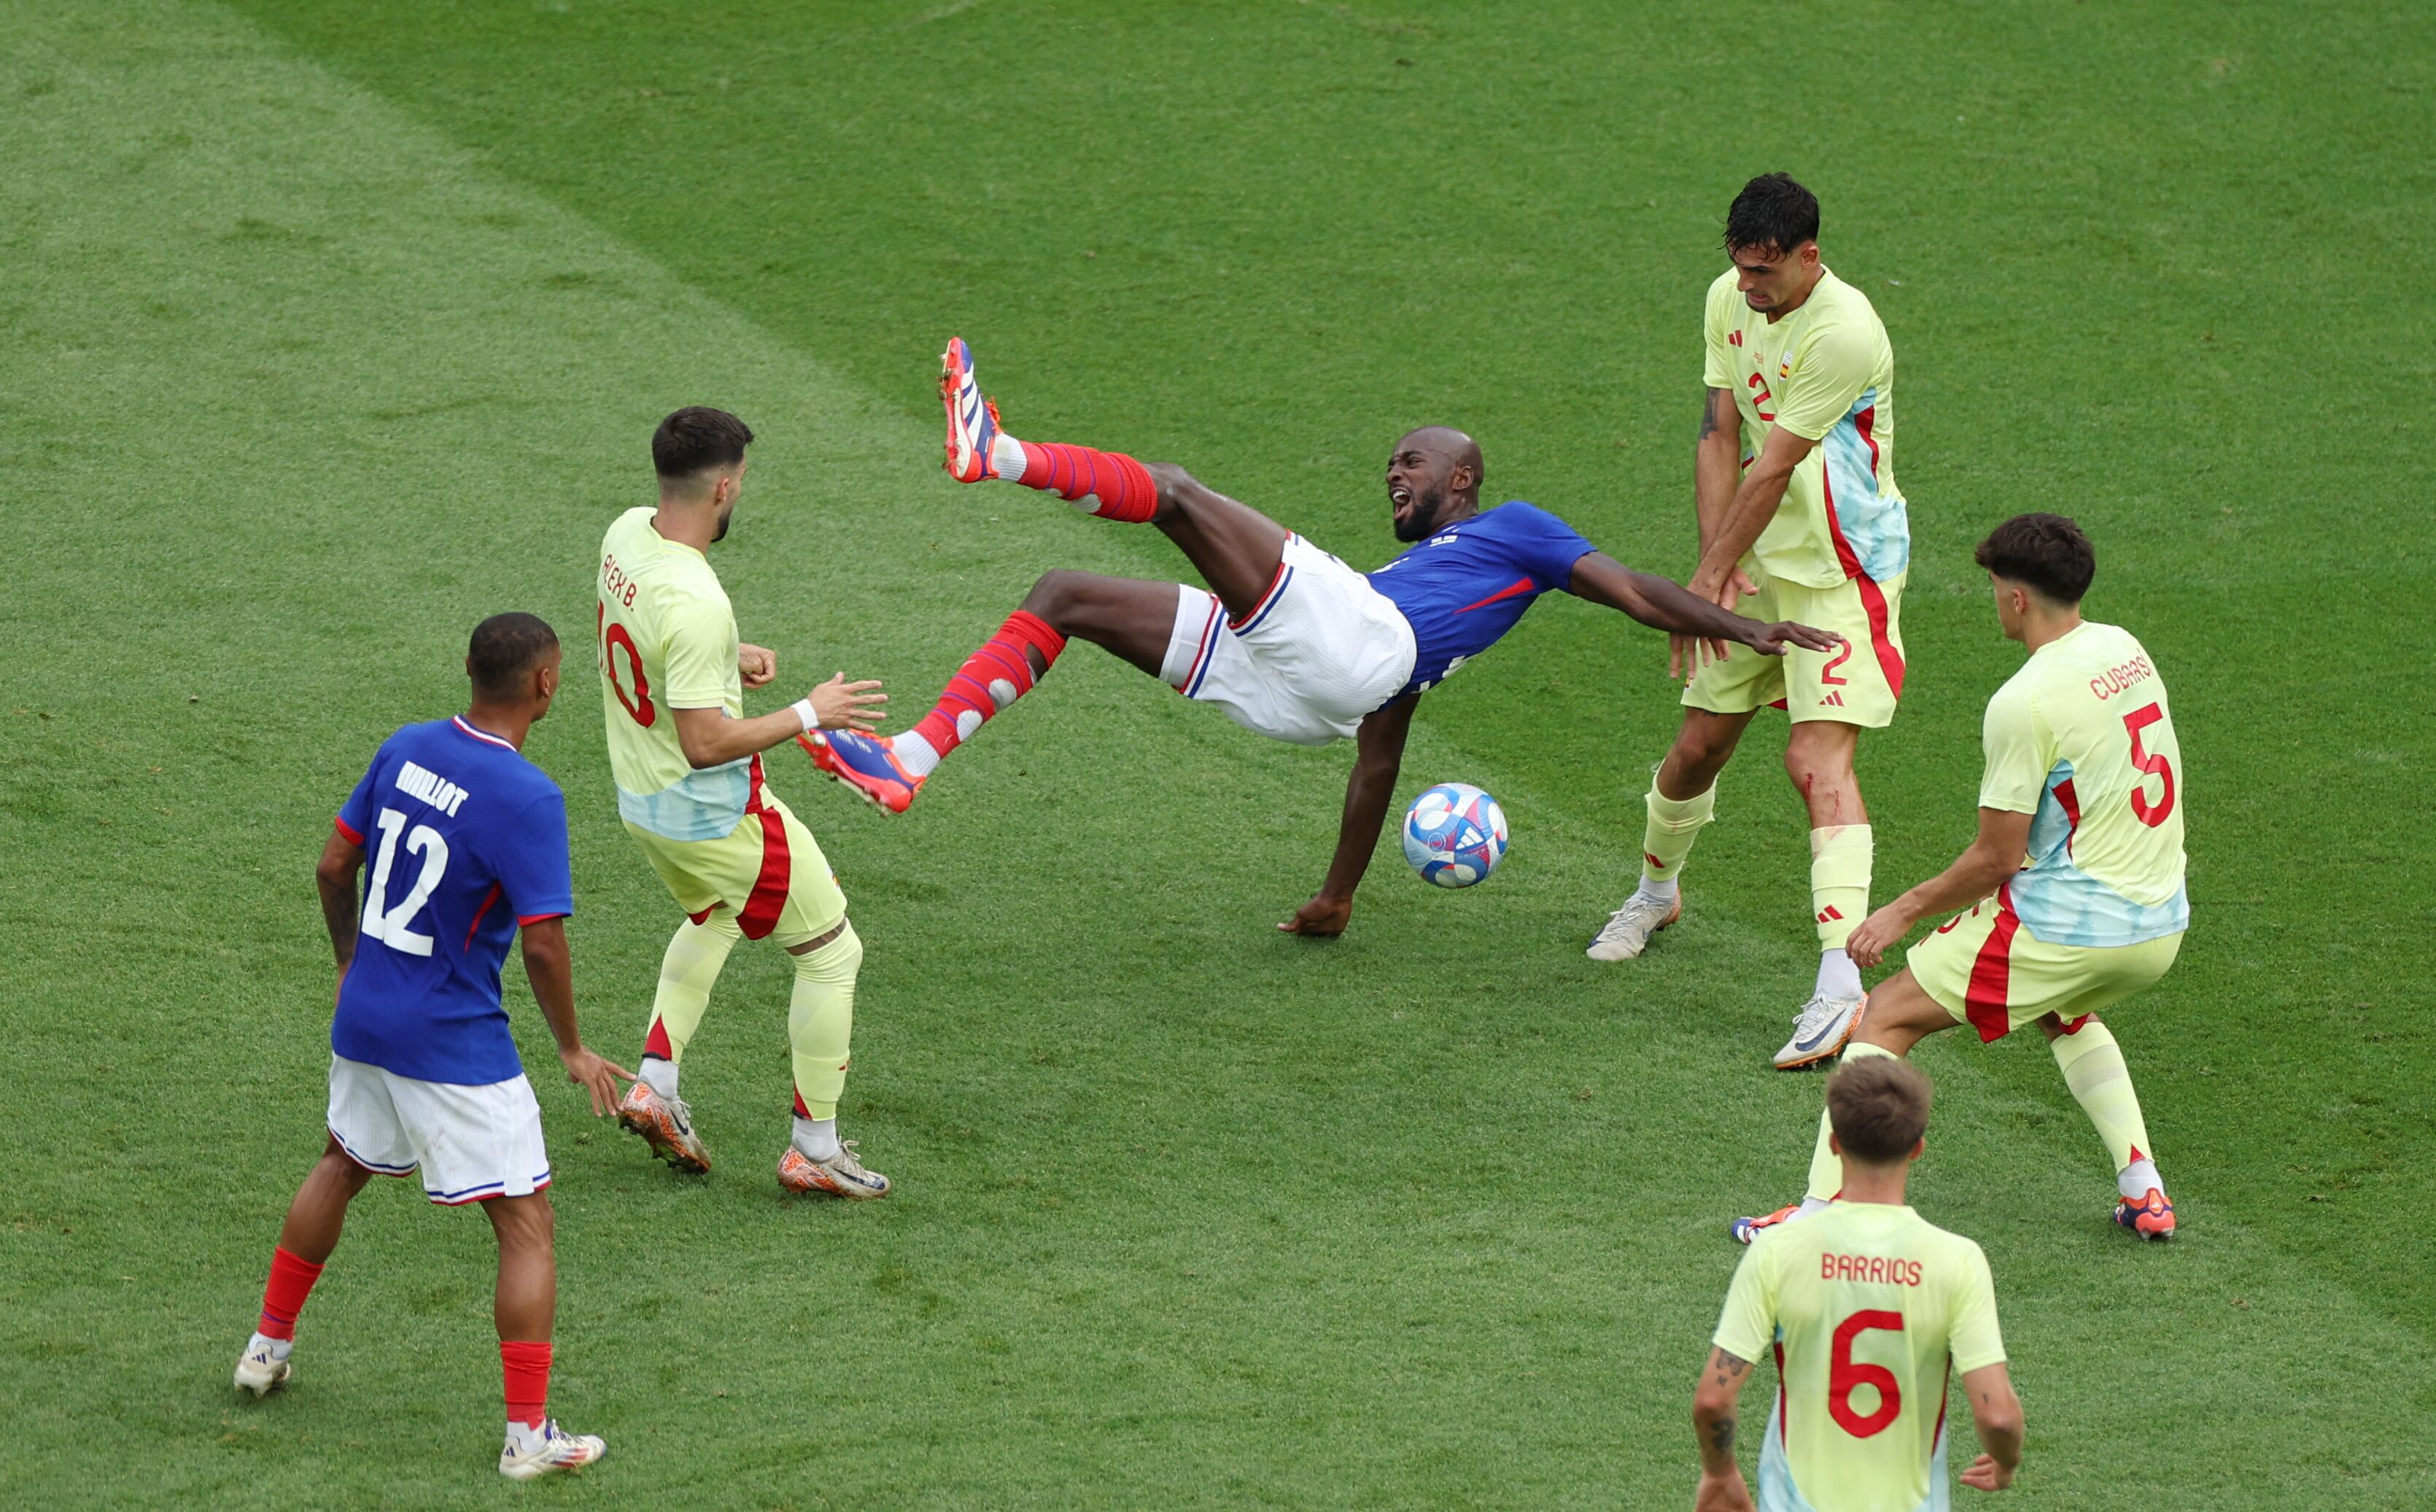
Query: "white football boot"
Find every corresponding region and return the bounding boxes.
[499,1419,608,1481]
[1774,991,1868,1070]
[1586,890,1682,962]
[233,1337,291,1396]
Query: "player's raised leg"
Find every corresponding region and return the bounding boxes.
[486,1193,608,1480]
[616,910,739,1173]
[235,1134,372,1395]
[942,336,1158,522]
[2043,1012,2174,1240]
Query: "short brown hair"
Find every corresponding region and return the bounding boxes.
[1975,512,2095,605]
[652,406,753,480]
[1826,1056,1933,1164]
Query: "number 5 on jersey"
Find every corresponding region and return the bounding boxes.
[2122,702,2176,826]
[363,807,450,956]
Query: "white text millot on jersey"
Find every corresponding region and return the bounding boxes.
[394,760,470,818]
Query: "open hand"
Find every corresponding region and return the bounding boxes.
[559,1044,634,1117]
[738,643,778,688]
[1844,902,1913,969]
[809,672,888,732]
[1959,1452,2015,1492]
[1279,893,1352,937]
[1746,621,1843,659]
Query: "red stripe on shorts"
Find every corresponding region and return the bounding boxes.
[737,754,791,941]
[1963,884,2023,1042]
[1819,458,1906,701]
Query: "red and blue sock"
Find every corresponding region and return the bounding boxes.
[896,610,1067,775]
[1002,437,1159,523]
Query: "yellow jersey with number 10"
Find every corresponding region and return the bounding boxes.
[1978,619,2188,947]
[1714,1201,2006,1512]
[597,505,751,842]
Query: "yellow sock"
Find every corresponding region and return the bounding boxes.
[644,912,741,1070]
[1809,824,1872,951]
[787,922,863,1122]
[1641,782,1716,885]
[2050,1019,2153,1174]
[1807,1042,1899,1201]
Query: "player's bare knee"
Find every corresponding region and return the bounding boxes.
[1020,570,1087,625]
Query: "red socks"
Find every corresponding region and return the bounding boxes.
[911,610,1068,759]
[500,1339,552,1430]
[1012,441,1158,522]
[257,1245,325,1341]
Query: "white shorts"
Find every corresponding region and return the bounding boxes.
[327,1055,551,1206]
[1158,533,1419,745]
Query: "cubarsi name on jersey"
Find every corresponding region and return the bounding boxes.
[394,760,470,817]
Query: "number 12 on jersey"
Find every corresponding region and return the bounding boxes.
[362,806,450,957]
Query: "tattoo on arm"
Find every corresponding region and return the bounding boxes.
[1709,1415,1736,1457]
[1708,1347,1751,1387]
[1699,389,1724,441]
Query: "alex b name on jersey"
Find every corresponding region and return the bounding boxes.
[394,760,470,818]
[1822,1252,1924,1287]
[600,551,639,608]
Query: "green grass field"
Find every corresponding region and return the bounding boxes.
[6,1,2433,1505]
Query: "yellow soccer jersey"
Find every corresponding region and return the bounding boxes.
[1703,267,1907,589]
[1715,1202,2005,1512]
[597,506,752,842]
[1979,620,2189,947]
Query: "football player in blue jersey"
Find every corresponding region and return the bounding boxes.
[232,613,630,1481]
[804,341,1837,937]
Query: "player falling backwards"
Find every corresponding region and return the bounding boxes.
[1587,173,1913,1073]
[600,408,893,1197]
[234,614,627,1481]
[1694,1056,2024,1512]
[1736,514,2189,1247]
[805,340,1839,936]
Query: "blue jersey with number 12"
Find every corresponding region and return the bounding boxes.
[1366,501,1598,698]
[330,716,573,1085]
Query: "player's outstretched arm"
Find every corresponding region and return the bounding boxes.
[1690,1346,1758,1512]
[672,672,887,769]
[1958,1362,2024,1492]
[1280,697,1417,937]
[517,918,634,1117]
[1845,807,2034,969]
[313,828,365,978]
[1567,553,1840,675]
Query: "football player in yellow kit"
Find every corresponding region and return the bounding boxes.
[1737,514,2189,1247]
[1586,173,1912,1074]
[1696,1057,2024,1512]
[599,408,893,1198]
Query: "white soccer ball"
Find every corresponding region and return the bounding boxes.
[1401,782,1510,888]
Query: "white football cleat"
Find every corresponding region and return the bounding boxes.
[1586,890,1682,962]
[499,1419,608,1481]
[777,1141,891,1200]
[233,1339,291,1397]
[1775,991,1868,1070]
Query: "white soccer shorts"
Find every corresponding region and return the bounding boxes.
[1159,533,1419,745]
[327,1055,552,1206]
